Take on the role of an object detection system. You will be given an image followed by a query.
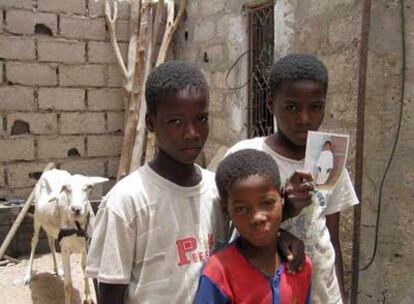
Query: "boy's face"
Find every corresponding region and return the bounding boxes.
[146,89,209,165]
[227,175,283,248]
[268,79,326,147]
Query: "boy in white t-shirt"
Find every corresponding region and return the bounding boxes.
[86,61,228,304]
[227,54,359,304]
[86,61,305,304]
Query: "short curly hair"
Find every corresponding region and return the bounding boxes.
[269,54,328,96]
[215,149,281,207]
[145,61,209,115]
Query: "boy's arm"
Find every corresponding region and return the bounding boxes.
[99,283,128,304]
[326,212,345,301]
[278,229,305,274]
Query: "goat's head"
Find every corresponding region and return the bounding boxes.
[59,175,109,219]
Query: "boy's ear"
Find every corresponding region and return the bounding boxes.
[145,113,154,132]
[220,199,229,218]
[266,96,275,113]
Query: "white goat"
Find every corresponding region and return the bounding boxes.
[25,169,108,304]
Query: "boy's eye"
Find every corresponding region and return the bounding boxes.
[262,200,275,209]
[312,103,325,110]
[285,105,297,112]
[198,116,209,123]
[234,206,249,215]
[168,119,182,125]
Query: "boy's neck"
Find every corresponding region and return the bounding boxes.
[266,132,306,160]
[238,237,279,278]
[148,149,202,187]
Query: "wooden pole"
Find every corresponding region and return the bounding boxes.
[351,0,372,302]
[0,162,55,260]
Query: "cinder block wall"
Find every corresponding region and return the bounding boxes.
[0,0,128,200]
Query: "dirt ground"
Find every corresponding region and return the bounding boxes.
[0,254,97,304]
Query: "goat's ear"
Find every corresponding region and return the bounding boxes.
[60,184,71,193]
[87,177,109,185]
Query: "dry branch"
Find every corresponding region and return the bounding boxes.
[118,0,154,179]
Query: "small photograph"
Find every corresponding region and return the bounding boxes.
[304,131,349,190]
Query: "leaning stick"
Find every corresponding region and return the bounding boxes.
[0,162,55,261]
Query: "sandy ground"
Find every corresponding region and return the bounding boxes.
[0,254,97,304]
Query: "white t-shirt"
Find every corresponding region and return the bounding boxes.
[227,137,359,304]
[86,164,229,304]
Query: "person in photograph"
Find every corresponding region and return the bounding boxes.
[315,140,334,185]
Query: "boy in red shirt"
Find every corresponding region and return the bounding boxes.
[195,149,312,304]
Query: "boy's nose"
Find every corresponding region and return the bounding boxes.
[298,110,311,125]
[183,123,200,140]
[251,211,267,225]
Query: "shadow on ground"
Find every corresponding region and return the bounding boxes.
[29,272,82,304]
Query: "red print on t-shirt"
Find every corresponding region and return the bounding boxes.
[176,234,214,266]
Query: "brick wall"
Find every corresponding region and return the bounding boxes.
[0,0,127,200]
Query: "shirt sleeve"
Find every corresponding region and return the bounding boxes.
[194,275,229,304]
[324,168,359,215]
[86,199,136,284]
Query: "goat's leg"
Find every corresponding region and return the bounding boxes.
[24,219,41,284]
[47,234,61,277]
[61,250,73,304]
[81,248,92,304]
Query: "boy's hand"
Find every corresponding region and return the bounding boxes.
[283,170,314,220]
[278,229,305,274]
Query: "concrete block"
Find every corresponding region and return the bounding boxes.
[209,91,224,113]
[6,10,58,35]
[38,88,85,111]
[328,15,359,49]
[37,136,85,159]
[0,36,35,60]
[87,41,127,63]
[38,39,85,63]
[7,162,48,188]
[87,135,122,157]
[60,64,105,87]
[8,112,58,135]
[0,86,35,111]
[115,19,130,42]
[106,65,123,87]
[6,62,57,86]
[0,165,4,187]
[60,112,106,134]
[60,15,106,40]
[107,111,124,132]
[88,0,130,19]
[212,71,226,89]
[107,157,120,178]
[60,157,106,177]
[102,179,116,196]
[38,0,86,15]
[200,0,225,15]
[0,0,33,9]
[88,88,123,110]
[0,115,4,136]
[0,138,35,161]
[194,20,215,43]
